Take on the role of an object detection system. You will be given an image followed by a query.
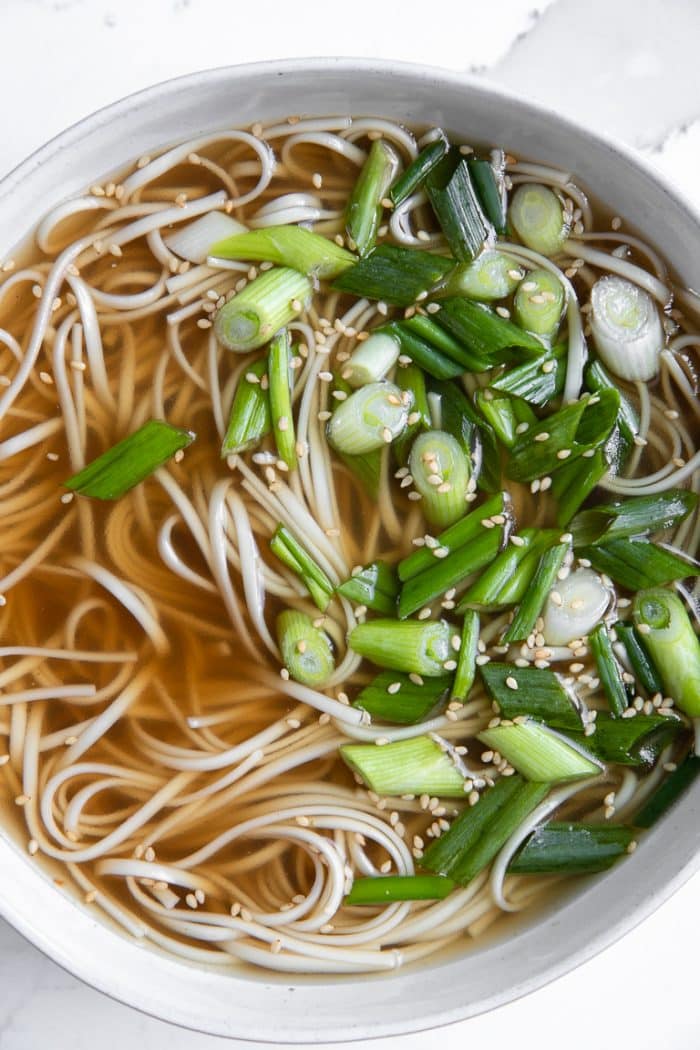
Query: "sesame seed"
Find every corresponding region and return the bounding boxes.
[534,432,550,442]
[28,839,39,855]
[510,535,525,547]
[417,607,432,620]
[387,681,402,695]
[496,306,510,319]
[443,660,457,671]
[505,676,518,690]
[637,623,651,635]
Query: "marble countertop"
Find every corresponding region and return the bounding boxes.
[1,1,699,1047]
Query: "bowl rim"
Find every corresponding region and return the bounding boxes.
[1,55,700,1043]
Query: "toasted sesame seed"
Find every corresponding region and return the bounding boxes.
[534,432,550,442]
[505,676,519,690]
[637,623,651,635]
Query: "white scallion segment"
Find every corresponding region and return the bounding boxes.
[446,250,524,301]
[478,720,602,782]
[542,568,611,646]
[340,735,466,797]
[408,430,471,528]
[277,610,335,688]
[513,268,565,339]
[165,212,247,264]
[214,267,312,353]
[509,184,570,257]
[344,332,401,388]
[589,275,664,381]
[326,381,409,455]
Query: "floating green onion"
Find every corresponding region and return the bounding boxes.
[340,735,466,796]
[398,493,507,582]
[541,567,610,646]
[614,622,663,697]
[381,322,465,380]
[474,391,537,449]
[345,874,455,905]
[444,250,523,301]
[336,447,383,501]
[589,623,629,718]
[346,139,399,256]
[633,588,700,717]
[508,822,636,874]
[326,381,409,456]
[408,430,472,528]
[432,298,544,362]
[388,137,449,207]
[480,662,583,731]
[451,610,480,701]
[336,560,399,615]
[634,754,700,828]
[584,358,639,469]
[352,670,451,725]
[348,618,458,677]
[513,268,565,340]
[393,363,430,464]
[267,328,296,469]
[578,538,699,591]
[467,156,507,234]
[502,542,570,643]
[277,610,335,687]
[589,275,664,381]
[398,528,504,619]
[270,525,334,612]
[334,244,454,307]
[457,528,560,612]
[550,449,608,526]
[209,224,355,279]
[428,377,502,493]
[425,149,491,262]
[215,267,312,352]
[509,183,570,256]
[221,357,270,456]
[570,490,698,548]
[343,331,400,387]
[65,419,194,500]
[478,720,602,782]
[569,712,681,769]
[491,345,566,407]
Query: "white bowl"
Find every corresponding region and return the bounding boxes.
[1,58,699,1043]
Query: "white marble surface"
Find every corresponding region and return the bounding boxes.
[1,1,699,1046]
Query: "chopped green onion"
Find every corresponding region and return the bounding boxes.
[513,268,565,340]
[340,735,466,796]
[457,528,560,611]
[570,490,698,548]
[502,542,570,643]
[451,610,480,701]
[65,419,194,500]
[550,449,608,526]
[165,211,247,264]
[398,528,504,619]
[474,391,537,449]
[541,567,610,646]
[428,377,502,493]
[270,525,334,612]
[577,538,699,591]
[345,874,455,905]
[424,776,550,885]
[432,298,544,362]
[388,137,449,207]
[215,267,312,352]
[398,492,508,581]
[444,250,523,301]
[267,328,296,469]
[633,588,700,717]
[382,322,465,380]
[589,275,664,381]
[425,149,491,262]
[478,720,602,782]
[491,345,566,407]
[480,662,583,731]
[569,712,681,768]
[334,244,454,307]
[614,622,663,697]
[393,363,430,464]
[509,183,570,256]
[221,357,271,456]
[336,447,383,501]
[403,314,486,367]
[507,389,620,483]
[348,618,458,677]
[352,670,451,724]
[277,610,335,687]
[209,224,355,279]
[508,822,636,874]
[589,623,629,718]
[408,430,472,528]
[467,156,507,234]
[634,754,700,828]
[346,139,399,256]
[326,381,409,455]
[584,358,639,468]
[337,560,399,615]
[343,331,400,388]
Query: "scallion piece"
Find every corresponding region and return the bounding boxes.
[478,720,602,782]
[340,735,466,796]
[474,391,537,449]
[388,136,449,207]
[589,275,664,381]
[393,363,430,464]
[382,322,465,380]
[429,378,501,494]
[491,345,566,407]
[589,623,629,718]
[578,538,699,591]
[209,224,355,279]
[343,331,401,388]
[352,670,451,725]
[467,156,507,234]
[502,542,570,643]
[345,874,455,905]
[348,618,459,677]
[326,381,409,456]
[336,447,383,501]
[633,588,700,716]
[221,357,271,456]
[346,139,399,256]
[570,711,681,768]
[334,244,454,307]
[550,449,608,526]
[432,298,544,362]
[444,250,523,301]
[398,529,504,619]
[270,525,334,612]
[570,490,698,548]
[267,328,296,469]
[277,610,335,687]
[508,822,636,874]
[634,754,700,828]
[408,430,472,528]
[585,358,639,466]
[480,663,583,731]
[513,268,565,340]
[65,419,194,500]
[457,528,560,611]
[336,560,399,615]
[425,149,491,262]
[614,622,663,697]
[398,492,508,581]
[541,567,610,646]
[452,610,480,701]
[215,267,312,352]
[509,183,570,256]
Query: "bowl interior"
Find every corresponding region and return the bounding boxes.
[1,59,700,1042]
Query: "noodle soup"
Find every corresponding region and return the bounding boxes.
[0,115,698,976]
